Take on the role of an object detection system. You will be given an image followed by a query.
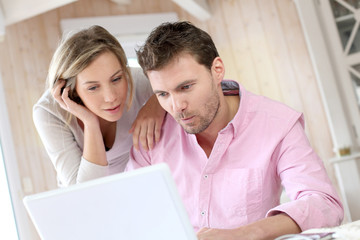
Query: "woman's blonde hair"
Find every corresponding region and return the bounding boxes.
[47,25,133,111]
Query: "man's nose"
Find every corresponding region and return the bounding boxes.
[171,95,186,113]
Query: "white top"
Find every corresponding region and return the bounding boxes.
[33,68,153,187]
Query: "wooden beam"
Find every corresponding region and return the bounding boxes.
[111,0,131,4]
[2,0,77,25]
[171,0,211,21]
[60,12,178,59]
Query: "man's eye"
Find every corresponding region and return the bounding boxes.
[182,84,191,90]
[158,92,168,97]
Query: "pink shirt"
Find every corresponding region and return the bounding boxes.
[127,82,343,231]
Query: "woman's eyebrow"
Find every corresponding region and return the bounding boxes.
[109,69,123,79]
[82,69,123,85]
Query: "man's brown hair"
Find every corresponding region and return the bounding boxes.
[136,21,219,76]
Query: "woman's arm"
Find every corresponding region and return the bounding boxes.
[33,89,110,186]
[129,68,166,151]
[33,104,109,186]
[129,94,166,151]
[52,80,108,167]
[33,102,82,186]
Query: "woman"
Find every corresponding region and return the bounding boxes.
[33,25,165,187]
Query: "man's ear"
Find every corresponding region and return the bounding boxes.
[211,57,225,84]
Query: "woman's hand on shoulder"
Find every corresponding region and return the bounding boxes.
[130,95,166,151]
[51,80,98,125]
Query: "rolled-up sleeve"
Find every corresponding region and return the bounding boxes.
[266,118,344,230]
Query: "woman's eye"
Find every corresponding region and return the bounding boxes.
[112,76,122,82]
[88,86,97,91]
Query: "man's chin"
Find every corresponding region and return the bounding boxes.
[176,119,202,134]
[179,123,194,134]
[182,125,201,134]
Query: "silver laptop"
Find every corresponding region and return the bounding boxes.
[23,163,197,240]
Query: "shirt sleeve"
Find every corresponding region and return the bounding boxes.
[266,117,344,230]
[33,101,109,187]
[78,156,109,182]
[126,145,152,171]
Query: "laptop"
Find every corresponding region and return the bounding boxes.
[23,163,197,240]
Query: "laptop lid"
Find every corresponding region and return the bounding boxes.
[23,163,197,240]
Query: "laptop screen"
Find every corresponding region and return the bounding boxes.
[23,163,196,240]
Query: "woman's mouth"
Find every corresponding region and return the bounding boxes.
[105,104,121,114]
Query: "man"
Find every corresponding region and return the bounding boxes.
[127,21,343,239]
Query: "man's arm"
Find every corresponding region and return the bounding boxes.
[197,213,300,240]
[197,117,343,239]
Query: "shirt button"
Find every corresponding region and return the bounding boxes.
[203,175,208,179]
[201,211,206,216]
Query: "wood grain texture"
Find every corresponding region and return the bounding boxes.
[0,0,341,238]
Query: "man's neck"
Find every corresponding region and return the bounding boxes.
[195,94,240,158]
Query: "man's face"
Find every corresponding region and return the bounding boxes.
[148,54,221,134]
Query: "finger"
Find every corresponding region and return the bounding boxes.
[138,123,149,151]
[132,124,140,151]
[52,81,68,109]
[61,87,82,114]
[128,123,135,134]
[51,79,65,95]
[154,118,162,143]
[197,228,212,240]
[51,80,65,100]
[146,120,155,150]
[60,87,73,109]
[197,228,210,235]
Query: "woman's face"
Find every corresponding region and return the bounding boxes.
[75,51,128,122]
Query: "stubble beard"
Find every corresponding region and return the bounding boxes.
[179,89,220,134]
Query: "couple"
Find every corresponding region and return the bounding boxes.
[33,21,343,239]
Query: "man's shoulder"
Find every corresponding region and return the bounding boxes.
[154,114,187,146]
[162,113,182,130]
[133,113,187,159]
[237,88,303,134]
[243,89,300,118]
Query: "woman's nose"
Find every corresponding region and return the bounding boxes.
[104,87,117,102]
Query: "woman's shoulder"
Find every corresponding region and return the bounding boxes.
[34,89,53,105]
[33,90,69,122]
[130,67,148,87]
[129,67,153,103]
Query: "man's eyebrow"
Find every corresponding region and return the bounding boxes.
[175,80,195,89]
[153,89,166,94]
[153,80,196,94]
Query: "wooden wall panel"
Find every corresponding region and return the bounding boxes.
[257,0,304,112]
[275,0,335,168]
[220,0,261,94]
[0,0,342,238]
[239,0,284,102]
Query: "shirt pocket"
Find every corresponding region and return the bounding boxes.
[212,168,263,218]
